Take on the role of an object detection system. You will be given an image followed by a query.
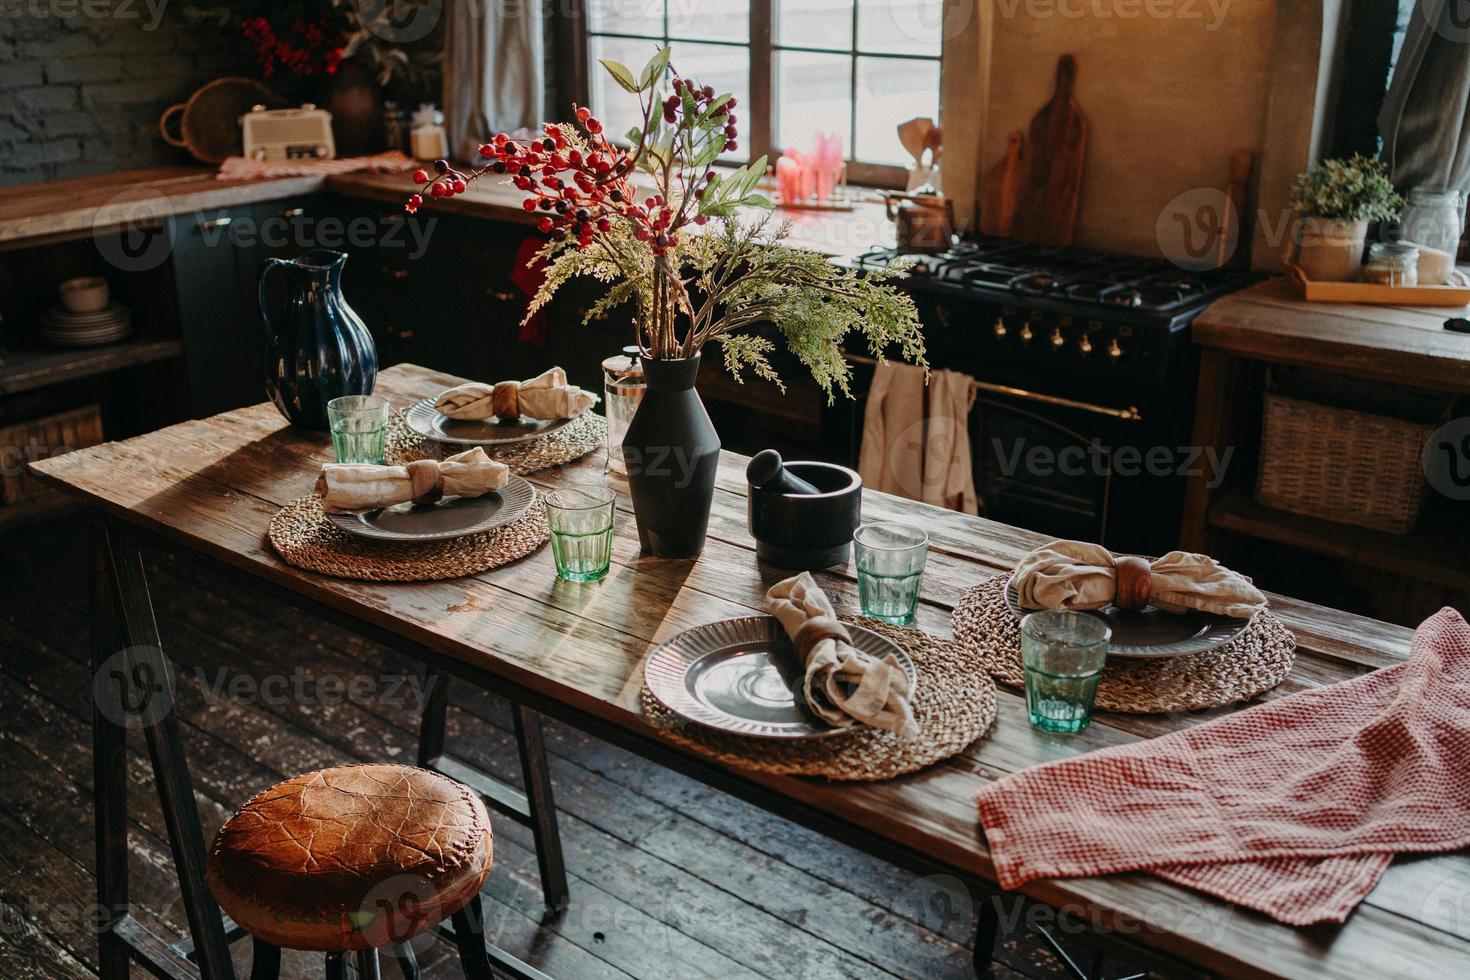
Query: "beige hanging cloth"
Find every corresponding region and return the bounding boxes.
[920,369,979,515]
[858,361,926,499]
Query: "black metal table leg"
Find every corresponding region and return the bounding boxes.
[92,525,236,980]
[512,705,570,911]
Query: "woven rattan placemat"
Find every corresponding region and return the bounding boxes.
[640,617,997,781]
[268,490,550,581]
[951,573,1296,713]
[386,410,606,475]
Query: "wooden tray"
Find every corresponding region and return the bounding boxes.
[1286,263,1470,307]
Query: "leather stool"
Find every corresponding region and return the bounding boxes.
[205,764,496,980]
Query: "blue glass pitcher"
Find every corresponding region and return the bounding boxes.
[259,249,377,430]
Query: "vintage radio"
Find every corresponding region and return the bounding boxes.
[241,105,335,162]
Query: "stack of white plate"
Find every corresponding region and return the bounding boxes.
[40,303,132,348]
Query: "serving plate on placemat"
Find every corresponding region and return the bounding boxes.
[325,474,535,542]
[405,397,574,447]
[1004,577,1252,659]
[644,616,918,739]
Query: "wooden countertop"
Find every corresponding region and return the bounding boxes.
[29,361,1470,980]
[0,165,894,262]
[1193,277,1470,393]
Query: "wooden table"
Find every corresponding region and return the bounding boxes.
[32,364,1470,980]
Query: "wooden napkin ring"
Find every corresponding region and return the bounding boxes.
[1114,555,1152,610]
[491,381,519,420]
[406,459,443,506]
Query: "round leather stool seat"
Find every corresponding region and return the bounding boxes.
[206,764,493,952]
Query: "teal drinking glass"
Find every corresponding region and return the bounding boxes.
[853,523,929,625]
[545,486,616,583]
[327,395,389,464]
[1020,611,1111,733]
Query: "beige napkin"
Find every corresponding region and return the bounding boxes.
[766,572,919,736]
[1012,540,1267,619]
[434,367,597,421]
[316,448,509,514]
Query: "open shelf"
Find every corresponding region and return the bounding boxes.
[1207,490,1470,593]
[0,339,182,397]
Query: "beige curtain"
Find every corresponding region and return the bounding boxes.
[858,363,980,515]
[444,0,546,161]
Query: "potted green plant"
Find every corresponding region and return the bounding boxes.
[406,47,926,558]
[1288,154,1404,281]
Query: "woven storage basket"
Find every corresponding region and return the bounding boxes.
[1254,391,1434,534]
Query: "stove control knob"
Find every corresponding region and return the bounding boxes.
[1078,334,1094,355]
[1049,327,1065,349]
[1108,338,1124,359]
[992,317,1007,338]
[1019,323,1034,343]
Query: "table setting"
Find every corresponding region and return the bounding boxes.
[267,366,606,582]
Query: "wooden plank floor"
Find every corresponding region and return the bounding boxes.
[0,519,1135,980]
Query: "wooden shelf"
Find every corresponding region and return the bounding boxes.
[1207,490,1470,593]
[0,339,182,397]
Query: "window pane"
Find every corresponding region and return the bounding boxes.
[774,0,853,52]
[856,0,943,57]
[775,50,852,157]
[853,56,939,165]
[671,41,751,161]
[586,0,664,38]
[588,36,663,145]
[669,0,749,44]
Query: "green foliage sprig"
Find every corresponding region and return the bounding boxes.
[1289,155,1404,223]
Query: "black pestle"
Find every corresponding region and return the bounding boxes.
[747,450,822,495]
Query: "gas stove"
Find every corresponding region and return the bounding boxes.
[851,237,1258,329]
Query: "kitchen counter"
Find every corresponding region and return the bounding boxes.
[0,165,896,261]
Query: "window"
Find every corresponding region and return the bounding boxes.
[577,0,944,186]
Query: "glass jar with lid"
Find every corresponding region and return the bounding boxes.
[1364,242,1419,286]
[1399,187,1464,256]
[602,346,645,489]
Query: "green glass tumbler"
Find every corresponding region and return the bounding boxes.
[545,485,616,583]
[327,395,389,464]
[1020,611,1111,733]
[853,523,929,626]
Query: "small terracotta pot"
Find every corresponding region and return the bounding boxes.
[1290,216,1368,282]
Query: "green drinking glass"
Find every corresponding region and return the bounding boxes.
[327,395,389,464]
[545,485,616,583]
[853,522,929,625]
[1020,610,1111,733]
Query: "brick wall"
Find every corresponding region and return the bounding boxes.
[0,5,250,185]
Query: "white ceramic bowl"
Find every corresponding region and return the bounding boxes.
[59,276,109,314]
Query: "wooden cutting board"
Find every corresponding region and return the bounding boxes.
[1011,54,1087,246]
[980,129,1024,236]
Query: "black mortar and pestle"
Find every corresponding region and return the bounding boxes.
[746,450,863,570]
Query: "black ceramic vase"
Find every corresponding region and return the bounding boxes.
[622,354,721,557]
[258,249,377,431]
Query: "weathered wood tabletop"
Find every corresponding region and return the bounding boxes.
[32,363,1470,979]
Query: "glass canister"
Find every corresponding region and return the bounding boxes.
[602,346,646,489]
[1400,187,1464,256]
[1364,242,1419,286]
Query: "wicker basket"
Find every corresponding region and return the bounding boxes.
[1254,392,1434,534]
[0,405,103,505]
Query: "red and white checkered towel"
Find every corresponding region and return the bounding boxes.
[216,151,416,181]
[976,607,1470,925]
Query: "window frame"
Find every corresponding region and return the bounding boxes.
[565,0,942,189]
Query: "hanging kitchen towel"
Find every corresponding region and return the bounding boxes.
[859,360,926,500]
[975,607,1470,926]
[920,369,980,515]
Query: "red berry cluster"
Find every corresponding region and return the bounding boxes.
[242,16,343,78]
